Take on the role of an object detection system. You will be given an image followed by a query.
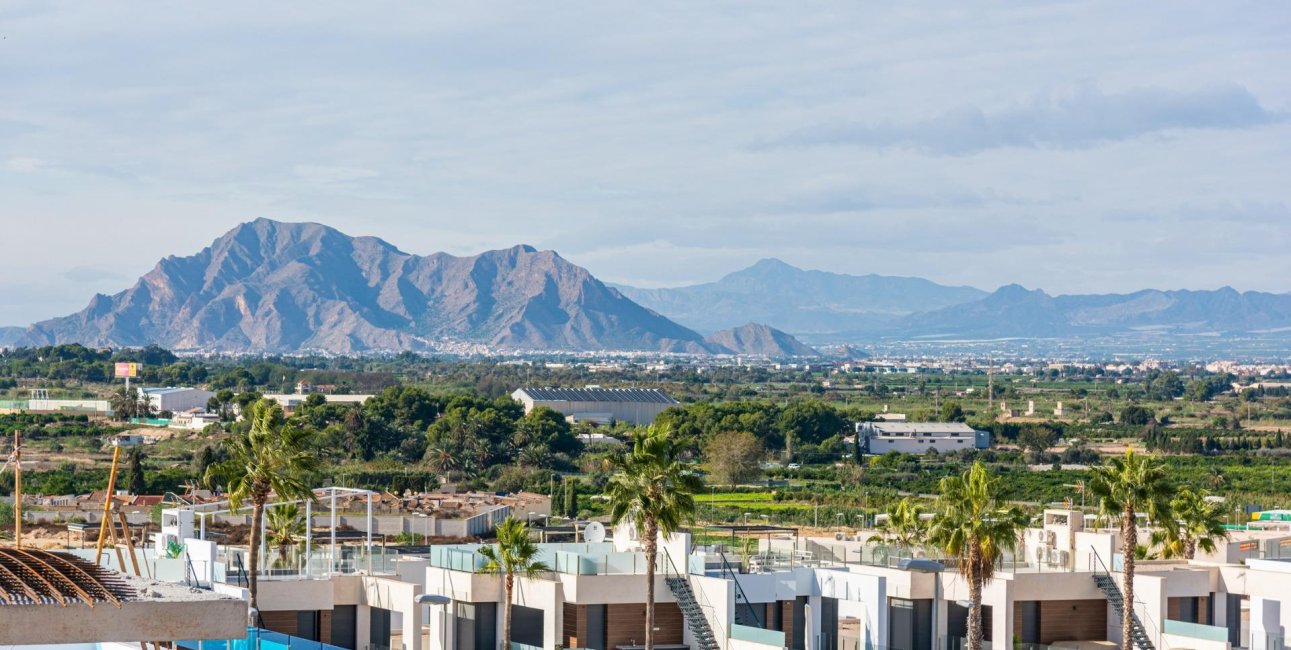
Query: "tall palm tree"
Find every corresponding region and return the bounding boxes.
[867,498,929,550]
[205,399,319,610]
[1089,450,1174,650]
[479,517,550,650]
[929,462,1028,650]
[1152,488,1228,560]
[265,503,308,568]
[606,426,703,650]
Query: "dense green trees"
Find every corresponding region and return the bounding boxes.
[654,398,847,460]
[1119,405,1154,426]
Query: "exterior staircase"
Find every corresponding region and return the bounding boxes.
[1092,573,1156,650]
[665,575,721,650]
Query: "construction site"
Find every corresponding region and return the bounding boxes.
[1,425,553,650]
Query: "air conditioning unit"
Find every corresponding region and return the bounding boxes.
[836,532,846,541]
[1056,550,1070,566]
[1035,546,1048,564]
[1046,530,1057,545]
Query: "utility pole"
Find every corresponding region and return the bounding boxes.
[987,356,994,415]
[13,430,21,550]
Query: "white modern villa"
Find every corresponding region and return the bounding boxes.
[55,489,1290,650]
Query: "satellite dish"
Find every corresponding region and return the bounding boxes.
[584,521,606,543]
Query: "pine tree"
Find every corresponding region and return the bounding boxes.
[128,449,146,495]
[563,478,577,517]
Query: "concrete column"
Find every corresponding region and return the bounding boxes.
[357,603,372,650]
[807,596,824,650]
[428,602,453,650]
[933,576,948,650]
[405,597,424,650]
[331,491,338,575]
[545,597,561,650]
[990,585,1013,650]
[1251,597,1284,650]
[305,499,313,578]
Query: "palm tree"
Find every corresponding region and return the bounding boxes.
[867,498,929,550]
[1206,467,1227,490]
[606,426,703,650]
[1089,450,1174,650]
[929,462,1028,650]
[265,504,308,568]
[1152,488,1228,560]
[204,399,319,610]
[479,517,550,650]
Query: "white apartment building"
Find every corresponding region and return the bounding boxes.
[855,422,990,454]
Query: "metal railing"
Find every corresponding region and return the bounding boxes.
[717,551,764,628]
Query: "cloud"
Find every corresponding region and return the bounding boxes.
[768,83,1283,154]
[3,157,48,172]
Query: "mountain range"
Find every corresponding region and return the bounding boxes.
[13,219,816,356]
[614,258,985,334]
[618,261,1291,342]
[896,284,1291,339]
[10,219,1291,354]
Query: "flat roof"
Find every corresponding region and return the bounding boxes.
[141,386,205,395]
[516,387,679,404]
[868,422,977,434]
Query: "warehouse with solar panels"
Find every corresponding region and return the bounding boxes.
[511,386,679,425]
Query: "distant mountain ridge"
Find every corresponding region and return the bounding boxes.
[0,327,23,346]
[900,284,1291,339]
[18,219,721,354]
[617,260,1291,343]
[614,258,986,334]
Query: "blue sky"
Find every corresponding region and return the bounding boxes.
[1,2,1288,325]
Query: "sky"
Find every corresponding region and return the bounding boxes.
[1,1,1289,326]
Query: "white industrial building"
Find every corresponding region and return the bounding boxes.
[855,421,990,454]
[511,386,679,425]
[141,386,215,413]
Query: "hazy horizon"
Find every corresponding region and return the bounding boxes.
[2,2,1288,325]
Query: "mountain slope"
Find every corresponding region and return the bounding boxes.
[615,258,986,334]
[900,284,1291,339]
[0,326,23,346]
[703,323,818,356]
[20,219,710,353]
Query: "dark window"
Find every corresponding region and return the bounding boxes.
[586,604,608,650]
[297,610,321,642]
[512,605,545,648]
[457,603,497,650]
[331,605,358,650]
[370,608,392,649]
